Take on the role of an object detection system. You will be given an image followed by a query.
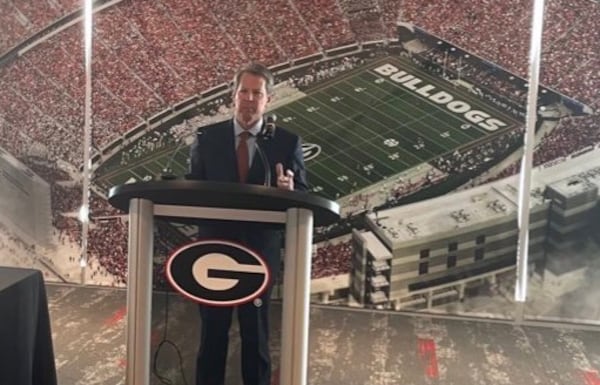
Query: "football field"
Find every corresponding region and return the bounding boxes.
[95,57,520,200]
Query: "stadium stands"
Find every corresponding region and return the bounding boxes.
[432,128,523,176]
[0,0,598,286]
[0,0,598,165]
[312,240,353,279]
[0,0,80,54]
[486,115,600,183]
[88,218,128,285]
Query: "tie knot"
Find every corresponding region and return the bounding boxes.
[239,131,251,141]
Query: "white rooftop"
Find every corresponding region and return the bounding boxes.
[361,231,392,260]
[369,148,600,246]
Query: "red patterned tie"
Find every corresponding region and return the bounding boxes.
[237,131,250,182]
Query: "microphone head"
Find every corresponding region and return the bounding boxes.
[161,167,176,180]
[263,114,276,139]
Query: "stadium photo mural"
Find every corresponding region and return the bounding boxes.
[0,0,599,384]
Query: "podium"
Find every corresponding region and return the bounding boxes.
[108,180,339,385]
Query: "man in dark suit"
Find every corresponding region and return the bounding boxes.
[187,63,308,385]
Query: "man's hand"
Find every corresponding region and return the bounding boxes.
[276,163,294,190]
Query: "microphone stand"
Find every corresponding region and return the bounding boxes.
[255,116,276,187]
[254,139,271,187]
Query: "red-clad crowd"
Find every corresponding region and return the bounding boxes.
[0,0,599,285]
[312,240,354,279]
[0,0,79,54]
[0,0,598,168]
[433,128,523,175]
[87,218,128,285]
[486,115,600,183]
[400,0,599,108]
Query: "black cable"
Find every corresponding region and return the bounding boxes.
[254,141,271,187]
[152,288,189,385]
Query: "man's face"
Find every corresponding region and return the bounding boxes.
[233,72,271,128]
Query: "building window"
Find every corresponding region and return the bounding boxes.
[475,248,484,261]
[419,262,428,275]
[419,249,429,259]
[447,255,457,268]
[448,242,458,252]
[476,235,486,245]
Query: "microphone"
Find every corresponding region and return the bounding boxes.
[261,114,277,139]
[161,136,191,180]
[255,114,277,186]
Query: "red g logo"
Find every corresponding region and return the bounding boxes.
[166,240,271,307]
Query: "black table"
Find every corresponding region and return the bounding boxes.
[0,267,57,385]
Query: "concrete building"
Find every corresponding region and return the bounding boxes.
[351,149,600,309]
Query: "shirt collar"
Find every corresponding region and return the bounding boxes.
[233,117,263,137]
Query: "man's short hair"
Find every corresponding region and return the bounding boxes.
[232,63,275,96]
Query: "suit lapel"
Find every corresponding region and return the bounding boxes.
[248,129,281,185]
[219,120,239,183]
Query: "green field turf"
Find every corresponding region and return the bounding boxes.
[95,57,520,200]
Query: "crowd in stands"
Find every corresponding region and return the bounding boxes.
[384,169,445,204]
[1,0,599,288]
[402,0,600,108]
[420,48,528,106]
[0,0,598,170]
[0,0,79,54]
[50,184,81,217]
[432,128,523,176]
[87,218,128,285]
[486,115,600,182]
[0,0,355,165]
[539,0,599,109]
[90,192,121,217]
[54,216,80,246]
[339,0,387,42]
[534,115,600,166]
[293,0,355,49]
[20,157,71,183]
[260,0,322,58]
[117,130,176,168]
[312,240,354,279]
[337,164,447,218]
[82,219,356,288]
[291,56,365,89]
[50,182,83,248]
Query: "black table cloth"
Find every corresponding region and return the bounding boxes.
[0,267,57,385]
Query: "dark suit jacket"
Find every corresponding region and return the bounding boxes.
[187,118,308,272]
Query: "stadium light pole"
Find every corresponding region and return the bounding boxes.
[79,0,94,284]
[514,0,546,319]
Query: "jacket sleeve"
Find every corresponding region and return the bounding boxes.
[291,136,309,192]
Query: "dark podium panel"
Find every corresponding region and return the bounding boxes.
[108,180,339,385]
[0,267,57,385]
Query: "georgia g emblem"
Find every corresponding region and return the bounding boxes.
[302,143,321,161]
[166,240,271,307]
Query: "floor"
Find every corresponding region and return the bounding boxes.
[47,284,600,385]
